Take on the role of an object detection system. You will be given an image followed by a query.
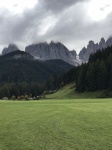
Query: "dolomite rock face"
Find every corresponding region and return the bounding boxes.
[79,37,112,61]
[79,47,88,62]
[99,38,106,50]
[106,37,112,47]
[2,44,19,55]
[3,37,112,65]
[79,41,98,62]
[25,41,79,66]
[70,50,77,59]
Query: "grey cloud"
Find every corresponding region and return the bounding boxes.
[41,0,88,14]
[0,0,88,49]
[36,3,90,46]
[39,3,112,52]
[0,0,112,54]
[0,2,47,45]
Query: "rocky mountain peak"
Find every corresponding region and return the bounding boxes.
[100,37,105,42]
[88,41,95,48]
[79,37,112,61]
[70,50,77,56]
[25,41,79,66]
[88,40,94,45]
[99,37,106,50]
[2,44,19,55]
[106,37,112,47]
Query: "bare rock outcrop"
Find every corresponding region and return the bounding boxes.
[2,44,19,55]
[25,41,78,66]
[79,37,112,61]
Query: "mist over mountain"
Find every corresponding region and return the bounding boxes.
[25,41,78,66]
[1,37,112,66]
[0,37,112,98]
[2,44,19,55]
[0,50,73,84]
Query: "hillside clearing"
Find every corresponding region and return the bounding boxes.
[46,84,102,99]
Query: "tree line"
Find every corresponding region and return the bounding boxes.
[0,51,74,99]
[0,66,77,99]
[1,46,112,99]
[76,46,112,92]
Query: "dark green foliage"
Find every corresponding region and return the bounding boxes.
[76,46,112,92]
[98,90,112,98]
[98,60,108,90]
[54,67,78,89]
[0,56,72,83]
[109,67,112,90]
[86,63,98,91]
[0,82,45,99]
[76,64,87,92]
[0,85,10,98]
[0,51,73,98]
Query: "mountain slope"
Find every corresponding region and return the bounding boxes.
[2,44,19,55]
[76,46,112,93]
[46,84,102,99]
[0,51,73,84]
[1,50,34,60]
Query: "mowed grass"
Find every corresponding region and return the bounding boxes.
[0,99,112,150]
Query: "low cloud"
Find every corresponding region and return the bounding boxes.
[0,0,112,53]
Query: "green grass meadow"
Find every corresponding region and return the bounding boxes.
[46,84,102,99]
[0,99,112,150]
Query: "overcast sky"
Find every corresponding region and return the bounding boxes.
[0,0,112,53]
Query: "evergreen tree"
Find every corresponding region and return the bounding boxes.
[97,60,108,90]
[86,63,97,91]
[76,64,87,92]
[1,85,10,98]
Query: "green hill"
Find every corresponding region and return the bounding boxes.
[0,51,73,83]
[46,84,102,99]
[0,51,74,98]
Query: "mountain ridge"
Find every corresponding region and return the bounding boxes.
[79,37,112,61]
[0,51,73,84]
[2,44,19,55]
[2,37,112,65]
[25,41,78,66]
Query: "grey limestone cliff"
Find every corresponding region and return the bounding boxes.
[99,38,106,50]
[25,41,78,66]
[79,37,112,61]
[106,37,112,47]
[2,44,19,55]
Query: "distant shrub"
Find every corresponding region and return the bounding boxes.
[11,95,16,100]
[20,95,25,100]
[24,95,29,100]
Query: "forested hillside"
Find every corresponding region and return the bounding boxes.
[0,51,73,98]
[76,46,112,93]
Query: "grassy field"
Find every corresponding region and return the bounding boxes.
[0,99,112,150]
[46,84,102,99]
